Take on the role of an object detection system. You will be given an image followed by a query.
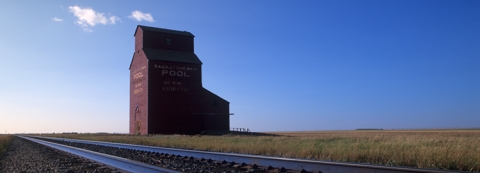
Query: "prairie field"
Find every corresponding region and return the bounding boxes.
[0,135,14,157]
[44,129,480,171]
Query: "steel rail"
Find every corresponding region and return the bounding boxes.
[32,136,469,173]
[19,136,181,173]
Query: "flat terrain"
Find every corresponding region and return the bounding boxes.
[42,129,480,172]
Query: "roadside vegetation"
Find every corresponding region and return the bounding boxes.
[0,135,14,157]
[43,130,480,172]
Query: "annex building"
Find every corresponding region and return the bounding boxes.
[129,25,230,135]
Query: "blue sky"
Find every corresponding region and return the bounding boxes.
[0,1,478,134]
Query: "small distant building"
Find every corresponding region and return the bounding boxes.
[129,25,230,135]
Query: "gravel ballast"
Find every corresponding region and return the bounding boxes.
[1,136,304,173]
[0,137,116,173]
[40,138,275,173]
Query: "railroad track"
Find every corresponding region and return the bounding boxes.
[19,136,181,173]
[24,136,468,173]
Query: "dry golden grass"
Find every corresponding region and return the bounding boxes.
[44,129,480,171]
[0,135,14,157]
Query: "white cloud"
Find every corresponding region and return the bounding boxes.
[83,28,93,32]
[109,16,121,24]
[128,10,154,22]
[52,17,63,22]
[68,6,120,31]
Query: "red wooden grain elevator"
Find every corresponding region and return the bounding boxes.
[129,25,230,135]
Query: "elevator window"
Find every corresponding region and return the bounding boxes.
[166,38,171,45]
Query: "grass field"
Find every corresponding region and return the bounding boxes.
[43,129,480,172]
[0,135,14,157]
